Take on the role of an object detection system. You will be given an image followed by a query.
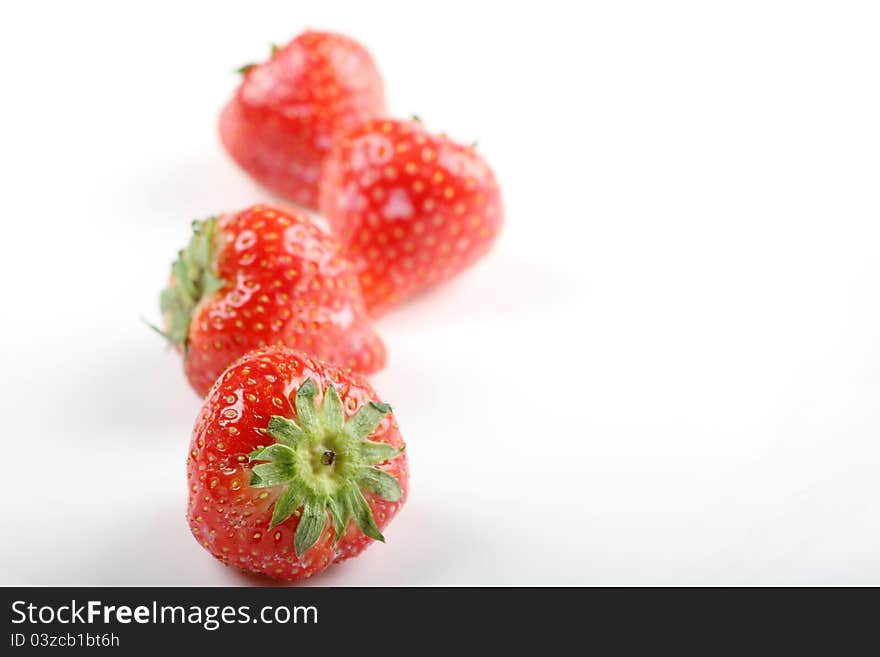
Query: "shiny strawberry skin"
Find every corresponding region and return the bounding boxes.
[187,346,408,581]
[319,118,504,316]
[219,31,386,209]
[166,204,385,396]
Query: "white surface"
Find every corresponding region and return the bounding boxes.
[1,1,879,585]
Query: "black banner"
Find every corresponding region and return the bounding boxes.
[0,587,872,651]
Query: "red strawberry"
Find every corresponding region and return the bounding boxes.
[159,204,385,396]
[187,346,408,581]
[219,31,386,209]
[319,118,504,316]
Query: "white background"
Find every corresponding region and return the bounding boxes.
[1,1,878,585]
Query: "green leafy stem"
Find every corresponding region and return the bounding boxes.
[249,379,404,557]
[158,217,225,351]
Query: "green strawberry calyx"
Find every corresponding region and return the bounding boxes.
[159,217,225,352]
[249,378,405,557]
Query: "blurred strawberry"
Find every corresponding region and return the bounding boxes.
[219,31,386,208]
[319,118,504,316]
[159,204,385,396]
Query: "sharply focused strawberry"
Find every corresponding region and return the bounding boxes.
[159,204,385,396]
[219,31,386,208]
[319,118,504,316]
[187,346,408,581]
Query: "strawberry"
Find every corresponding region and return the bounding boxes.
[319,118,504,316]
[187,346,408,581]
[159,204,385,396]
[219,31,386,209]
